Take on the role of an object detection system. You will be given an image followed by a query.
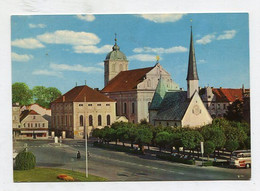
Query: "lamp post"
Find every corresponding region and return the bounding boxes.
[84,121,88,178]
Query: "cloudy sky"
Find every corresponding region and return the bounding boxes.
[11,13,249,93]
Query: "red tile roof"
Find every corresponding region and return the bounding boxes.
[20,110,40,121]
[101,67,154,93]
[212,88,244,102]
[52,85,115,103]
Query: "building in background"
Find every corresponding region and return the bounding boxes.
[101,37,180,123]
[149,27,212,128]
[200,86,250,119]
[51,85,116,139]
[12,103,21,138]
[18,110,48,139]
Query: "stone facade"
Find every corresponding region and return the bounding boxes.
[102,63,180,123]
[51,85,116,139]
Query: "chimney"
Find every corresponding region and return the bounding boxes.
[62,96,65,102]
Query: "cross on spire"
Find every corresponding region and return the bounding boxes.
[114,33,117,44]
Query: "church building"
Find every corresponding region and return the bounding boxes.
[149,27,212,128]
[101,36,180,123]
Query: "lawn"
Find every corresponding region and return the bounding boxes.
[14,167,106,182]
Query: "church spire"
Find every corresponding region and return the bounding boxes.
[112,33,120,51]
[186,23,199,80]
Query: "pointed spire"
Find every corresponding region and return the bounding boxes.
[112,33,120,51]
[186,23,199,80]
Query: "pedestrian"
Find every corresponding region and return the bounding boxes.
[77,151,81,159]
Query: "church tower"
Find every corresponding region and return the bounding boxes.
[104,34,128,86]
[186,24,199,99]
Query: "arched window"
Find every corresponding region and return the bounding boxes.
[123,103,127,114]
[89,115,93,126]
[98,115,102,126]
[107,115,111,125]
[115,103,118,115]
[132,102,135,114]
[80,115,83,126]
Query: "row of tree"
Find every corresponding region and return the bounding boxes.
[92,118,250,159]
[12,82,62,108]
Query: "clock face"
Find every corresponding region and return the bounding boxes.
[193,105,201,115]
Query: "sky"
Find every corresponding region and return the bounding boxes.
[11,13,249,94]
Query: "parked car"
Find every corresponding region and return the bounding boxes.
[230,150,251,168]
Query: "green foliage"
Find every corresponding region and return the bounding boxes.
[201,125,226,149]
[155,131,171,149]
[202,161,213,166]
[15,150,36,170]
[134,125,153,148]
[12,82,33,105]
[225,140,239,152]
[156,154,195,165]
[181,130,204,150]
[204,141,215,159]
[225,100,244,122]
[33,86,61,108]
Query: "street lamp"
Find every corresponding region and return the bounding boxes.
[84,119,88,178]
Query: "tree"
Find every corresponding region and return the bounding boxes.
[204,141,215,161]
[225,140,239,159]
[12,82,33,105]
[155,131,171,151]
[225,100,244,122]
[134,126,153,153]
[181,130,203,157]
[33,86,61,108]
[169,132,182,153]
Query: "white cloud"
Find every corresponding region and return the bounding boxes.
[196,34,216,45]
[73,45,112,54]
[50,63,103,73]
[29,23,46,28]
[139,14,185,23]
[11,52,33,62]
[198,59,206,64]
[37,30,100,46]
[32,70,63,77]
[76,15,95,22]
[133,46,187,54]
[96,62,104,67]
[11,38,45,49]
[217,30,237,40]
[128,54,160,62]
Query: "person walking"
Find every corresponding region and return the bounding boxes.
[77,151,81,159]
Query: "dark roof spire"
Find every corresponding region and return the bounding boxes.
[112,33,120,51]
[186,22,199,80]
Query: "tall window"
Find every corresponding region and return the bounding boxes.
[147,79,151,87]
[98,115,102,126]
[223,104,226,109]
[123,103,127,114]
[89,115,93,126]
[119,64,123,71]
[132,102,135,114]
[115,103,118,115]
[80,115,83,126]
[107,115,111,125]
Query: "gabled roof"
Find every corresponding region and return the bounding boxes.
[149,77,168,110]
[20,110,40,122]
[155,91,189,121]
[52,85,115,103]
[212,88,244,102]
[101,67,154,93]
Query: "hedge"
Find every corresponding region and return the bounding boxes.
[156,154,195,165]
[93,142,144,155]
[15,149,36,170]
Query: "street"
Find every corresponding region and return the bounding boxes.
[13,140,251,181]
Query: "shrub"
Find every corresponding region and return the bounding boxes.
[202,161,213,166]
[15,149,36,170]
[156,154,195,165]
